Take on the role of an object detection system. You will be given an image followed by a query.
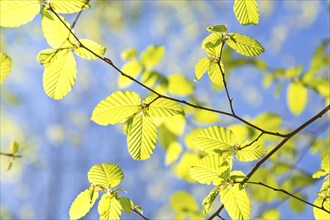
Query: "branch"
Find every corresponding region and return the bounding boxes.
[0,152,22,158]
[131,207,150,220]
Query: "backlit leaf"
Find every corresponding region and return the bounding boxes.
[202,187,220,215]
[145,96,184,119]
[258,209,280,220]
[226,33,264,56]
[118,60,143,88]
[287,81,308,116]
[208,61,224,85]
[91,91,141,126]
[74,39,106,60]
[0,0,40,27]
[98,194,122,220]
[121,48,138,61]
[207,25,227,33]
[165,142,183,166]
[190,154,231,185]
[163,115,185,136]
[69,187,99,220]
[193,126,235,153]
[174,152,200,182]
[87,163,124,188]
[195,57,210,81]
[202,33,223,57]
[140,45,165,68]
[0,52,12,84]
[42,49,76,100]
[126,114,158,160]
[321,155,330,173]
[37,49,58,66]
[118,197,133,214]
[314,197,330,220]
[171,191,199,213]
[235,142,265,162]
[9,141,19,154]
[233,0,259,25]
[167,74,194,96]
[193,109,220,124]
[50,0,90,13]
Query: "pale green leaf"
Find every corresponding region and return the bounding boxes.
[69,187,99,220]
[165,142,183,166]
[118,197,133,214]
[91,91,141,126]
[208,61,224,85]
[42,49,76,100]
[126,114,158,160]
[220,183,250,220]
[74,39,106,60]
[207,25,227,33]
[0,0,40,27]
[289,194,305,213]
[9,141,19,154]
[167,74,194,96]
[121,48,138,61]
[235,142,265,162]
[50,0,90,13]
[226,33,264,56]
[190,154,231,185]
[163,115,185,136]
[42,12,76,48]
[202,33,223,57]
[287,81,308,116]
[118,60,143,88]
[88,163,124,188]
[321,155,330,173]
[37,49,58,66]
[202,187,220,215]
[145,96,184,119]
[170,191,199,213]
[140,45,165,68]
[195,57,210,81]
[314,197,330,220]
[312,169,327,179]
[193,109,220,124]
[174,152,200,182]
[257,209,280,220]
[0,52,12,84]
[98,194,122,220]
[193,126,235,153]
[233,0,259,25]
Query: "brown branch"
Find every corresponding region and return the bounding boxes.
[131,207,150,220]
[0,152,22,158]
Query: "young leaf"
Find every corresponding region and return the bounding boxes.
[167,74,194,96]
[195,57,210,81]
[37,49,58,66]
[202,187,220,215]
[287,81,308,116]
[121,48,138,61]
[208,61,224,85]
[74,39,106,60]
[207,25,228,33]
[174,152,200,182]
[313,155,330,178]
[69,187,99,220]
[118,197,133,214]
[235,142,265,162]
[170,191,199,213]
[313,197,330,220]
[91,91,141,126]
[127,114,158,160]
[233,0,259,25]
[145,96,184,119]
[193,126,235,153]
[87,163,124,188]
[42,49,76,100]
[202,33,223,57]
[140,45,165,68]
[9,141,19,154]
[190,154,231,185]
[165,142,183,166]
[41,12,76,48]
[0,0,40,27]
[226,33,264,56]
[98,194,122,220]
[118,60,143,88]
[220,183,250,220]
[50,0,90,14]
[0,52,12,84]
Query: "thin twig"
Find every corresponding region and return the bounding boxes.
[0,152,22,158]
[239,132,264,150]
[131,207,149,220]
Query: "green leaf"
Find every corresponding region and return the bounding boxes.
[314,197,330,220]
[195,57,210,81]
[190,154,231,185]
[193,126,235,153]
[193,109,220,124]
[140,45,165,68]
[118,60,143,88]
[207,25,227,33]
[202,187,220,215]
[74,39,106,60]
[257,209,280,220]
[163,115,185,136]
[226,33,264,56]
[233,0,259,25]
[208,61,224,85]
[37,49,58,65]
[126,114,158,160]
[98,194,122,220]
[41,12,76,48]
[91,91,141,126]
[118,197,133,214]
[167,74,194,96]
[50,0,90,13]
[235,142,265,162]
[0,0,40,27]
[321,155,330,173]
[145,96,184,119]
[69,187,99,220]
[42,49,76,100]
[170,191,199,213]
[220,183,250,220]
[287,81,308,116]
[0,52,12,84]
[87,163,124,188]
[9,141,19,154]
[174,152,200,182]
[165,142,183,166]
[121,48,138,61]
[202,33,223,57]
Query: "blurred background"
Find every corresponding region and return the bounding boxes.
[1,0,329,219]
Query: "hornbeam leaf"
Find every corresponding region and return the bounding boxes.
[226,33,264,56]
[195,57,210,81]
[235,142,265,162]
[207,25,228,33]
[74,39,106,60]
[88,163,124,188]
[0,52,12,84]
[202,187,220,215]
[37,49,58,66]
[170,191,199,213]
[98,194,122,220]
[190,154,231,185]
[167,74,194,96]
[127,114,158,160]
[118,60,143,88]
[0,0,40,27]
[202,33,223,57]
[321,155,330,173]
[314,197,330,220]
[41,12,76,48]
[91,91,141,126]
[287,81,308,116]
[43,49,76,100]
[233,0,259,25]
[140,45,165,68]
[145,96,184,119]
[208,61,224,85]
[50,0,90,14]
[193,126,235,153]
[118,197,133,214]
[69,187,99,220]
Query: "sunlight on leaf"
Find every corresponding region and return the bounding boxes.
[118,60,143,88]
[171,191,199,213]
[145,96,184,119]
[140,45,165,68]
[87,163,124,188]
[74,39,106,60]
[0,52,12,84]
[202,187,220,215]
[98,194,122,220]
[235,142,265,162]
[208,61,224,85]
[69,187,99,220]
[37,49,58,66]
[226,33,264,56]
[50,0,90,14]
[195,57,210,81]
[165,142,183,166]
[234,0,259,25]
[167,74,194,96]
[313,197,330,220]
[287,81,308,116]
